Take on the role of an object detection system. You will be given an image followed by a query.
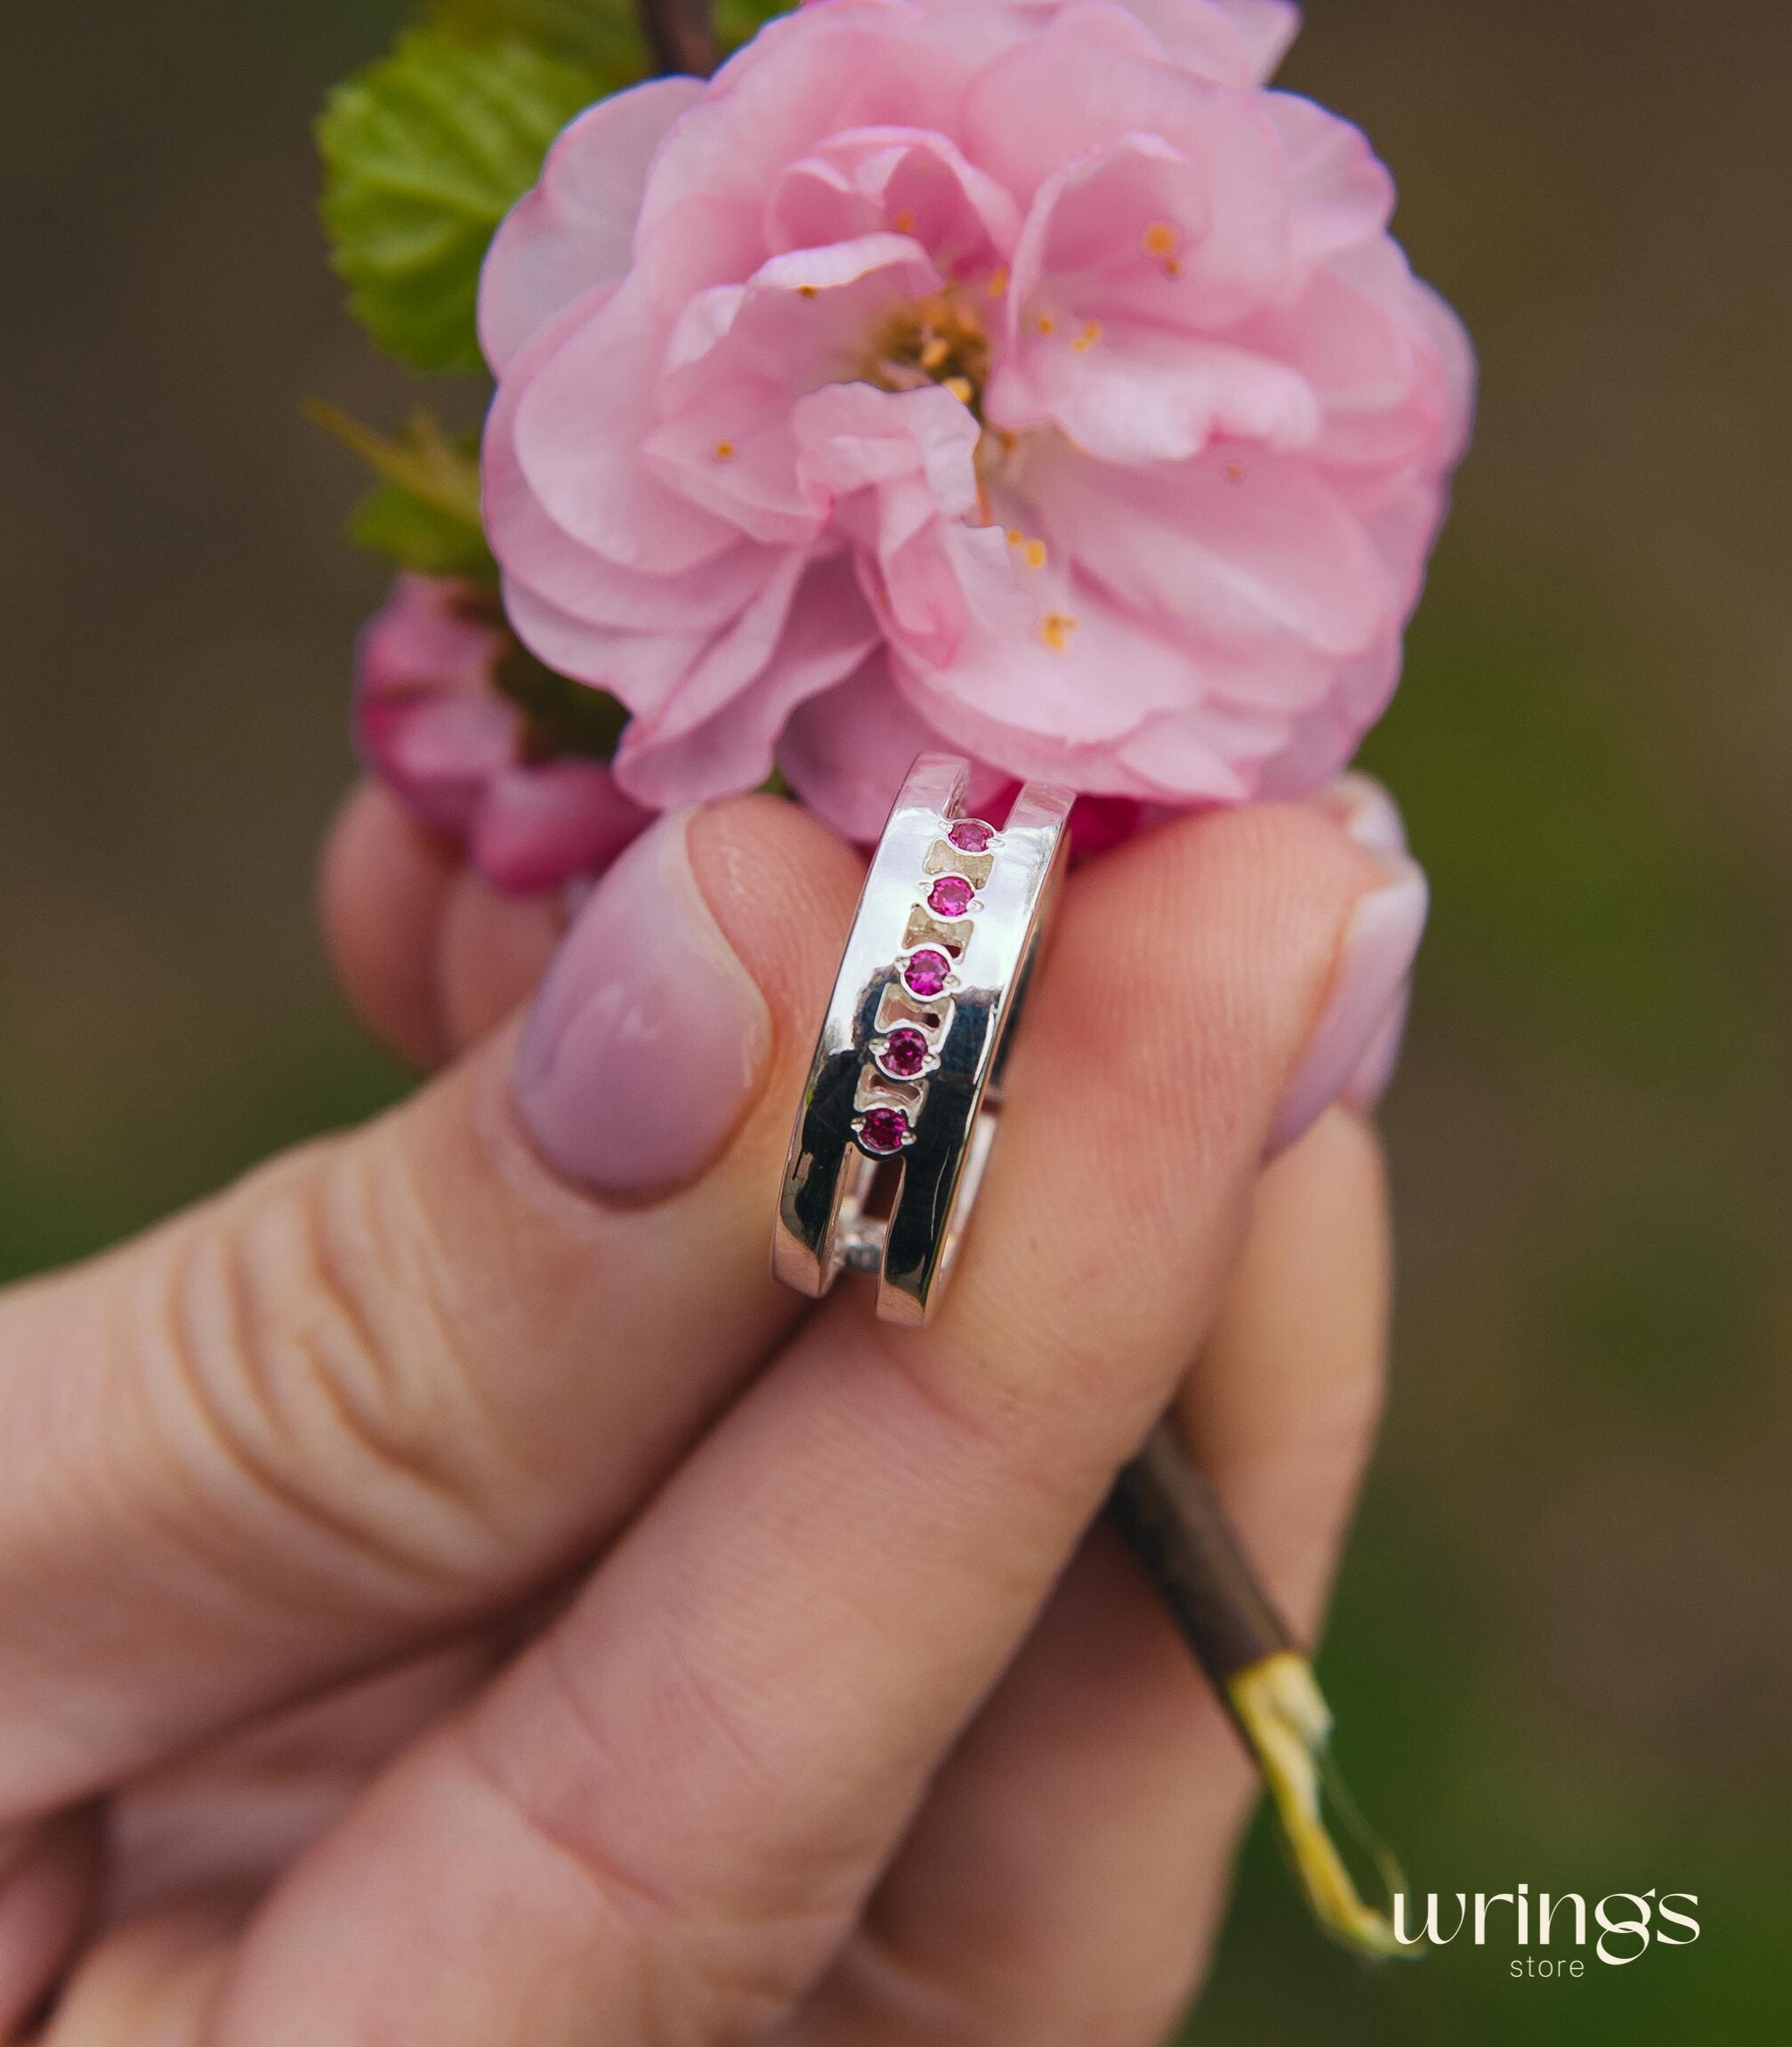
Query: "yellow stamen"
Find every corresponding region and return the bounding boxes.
[1142,220,1178,257]
[1005,527,1023,545]
[1070,320,1102,353]
[712,440,737,462]
[987,266,1009,299]
[1035,312,1055,335]
[1023,538,1047,570]
[1041,611,1078,651]
[868,290,992,414]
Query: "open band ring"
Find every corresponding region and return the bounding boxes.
[772,752,1074,1326]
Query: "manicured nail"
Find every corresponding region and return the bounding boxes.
[514,811,771,1196]
[1342,983,1411,1114]
[1320,773,1417,1115]
[1266,843,1429,1156]
[1313,771,1409,859]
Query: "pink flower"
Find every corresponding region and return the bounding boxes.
[480,0,1473,840]
[356,574,650,892]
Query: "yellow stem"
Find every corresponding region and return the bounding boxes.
[1224,1653,1417,1961]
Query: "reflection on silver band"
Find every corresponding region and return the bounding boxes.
[773,751,1073,1327]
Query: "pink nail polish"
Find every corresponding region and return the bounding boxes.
[1266,855,1428,1155]
[514,812,771,1196]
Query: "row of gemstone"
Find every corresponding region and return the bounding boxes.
[857,818,996,1157]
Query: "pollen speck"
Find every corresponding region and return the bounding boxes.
[942,375,975,405]
[797,284,818,300]
[1023,538,1047,570]
[1041,611,1078,652]
[1142,221,1178,257]
[1070,320,1102,353]
[1005,527,1023,545]
[1036,312,1055,335]
[712,439,737,462]
[1223,459,1246,484]
[896,207,917,235]
[987,267,1009,299]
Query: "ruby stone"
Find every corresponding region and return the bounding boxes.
[860,1107,910,1155]
[904,948,951,998]
[948,820,995,853]
[881,1027,930,1078]
[928,874,974,918]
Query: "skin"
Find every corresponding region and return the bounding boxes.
[0,782,1392,2045]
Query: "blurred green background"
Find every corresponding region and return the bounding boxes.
[1,1,1787,2039]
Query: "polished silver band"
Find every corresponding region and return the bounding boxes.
[773,751,1073,1326]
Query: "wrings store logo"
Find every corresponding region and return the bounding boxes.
[1393,1887,1701,1975]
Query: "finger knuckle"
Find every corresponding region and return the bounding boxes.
[141,1136,514,1604]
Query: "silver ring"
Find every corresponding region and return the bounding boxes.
[773,751,1073,1326]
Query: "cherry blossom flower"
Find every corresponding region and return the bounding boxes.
[480,0,1473,838]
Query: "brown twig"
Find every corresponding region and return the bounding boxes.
[637,0,721,77]
[1110,1423,1296,1686]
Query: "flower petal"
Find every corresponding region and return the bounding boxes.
[964,28,1285,242]
[644,237,946,544]
[1032,439,1392,656]
[1264,92,1394,268]
[634,2,994,292]
[1096,0,1299,84]
[790,381,1021,669]
[354,577,517,832]
[777,649,964,841]
[499,578,713,708]
[616,550,882,806]
[487,287,786,634]
[765,125,1021,270]
[480,78,705,376]
[511,279,739,572]
[991,319,1320,462]
[471,760,651,894]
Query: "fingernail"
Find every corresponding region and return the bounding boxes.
[1320,773,1417,1117]
[514,811,771,1196]
[1342,983,1411,1114]
[1266,847,1428,1156]
[1313,771,1409,859]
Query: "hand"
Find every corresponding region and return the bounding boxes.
[0,784,1414,2045]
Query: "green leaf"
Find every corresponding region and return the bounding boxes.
[318,28,607,372]
[307,402,496,578]
[427,0,650,78]
[346,482,498,578]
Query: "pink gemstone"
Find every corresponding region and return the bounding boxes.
[928,875,974,918]
[881,1027,930,1078]
[904,948,951,999]
[948,820,995,854]
[860,1107,910,1155]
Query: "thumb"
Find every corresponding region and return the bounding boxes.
[0,797,860,1825]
